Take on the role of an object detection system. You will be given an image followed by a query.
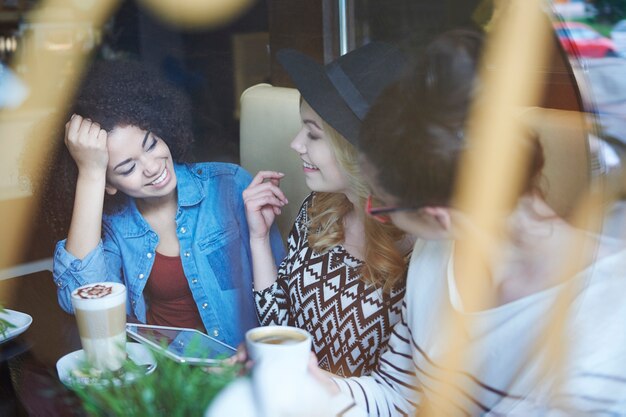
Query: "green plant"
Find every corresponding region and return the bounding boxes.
[0,304,16,339]
[70,353,241,417]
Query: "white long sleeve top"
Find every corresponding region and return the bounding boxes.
[336,239,626,416]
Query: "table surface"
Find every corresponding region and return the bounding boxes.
[0,271,362,417]
[0,270,86,416]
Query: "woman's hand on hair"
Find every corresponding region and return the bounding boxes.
[242,171,288,240]
[64,114,109,178]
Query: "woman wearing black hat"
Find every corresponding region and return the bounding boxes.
[242,42,413,377]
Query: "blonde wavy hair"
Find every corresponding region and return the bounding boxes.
[307,120,407,292]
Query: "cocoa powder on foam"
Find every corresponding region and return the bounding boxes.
[77,284,113,299]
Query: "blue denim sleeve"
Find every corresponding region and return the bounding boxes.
[269,223,286,266]
[52,235,123,314]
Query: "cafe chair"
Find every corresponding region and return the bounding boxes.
[239,83,308,241]
[520,106,593,219]
[521,106,625,234]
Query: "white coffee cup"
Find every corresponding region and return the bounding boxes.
[71,282,127,371]
[245,325,312,373]
[246,326,314,416]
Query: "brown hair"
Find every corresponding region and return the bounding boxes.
[360,29,545,210]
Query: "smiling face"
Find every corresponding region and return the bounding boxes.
[104,125,177,202]
[290,100,351,195]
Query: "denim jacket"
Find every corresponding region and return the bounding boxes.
[53,162,285,347]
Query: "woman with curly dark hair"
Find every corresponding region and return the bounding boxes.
[28,59,285,347]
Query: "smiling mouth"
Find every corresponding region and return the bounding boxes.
[150,168,168,185]
[302,161,319,170]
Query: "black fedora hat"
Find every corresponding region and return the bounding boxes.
[277,42,407,145]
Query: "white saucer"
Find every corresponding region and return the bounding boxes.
[0,309,33,344]
[56,342,157,387]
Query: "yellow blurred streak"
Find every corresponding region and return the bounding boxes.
[456,0,553,311]
[0,0,119,290]
[418,0,553,414]
[137,0,254,29]
[527,180,605,402]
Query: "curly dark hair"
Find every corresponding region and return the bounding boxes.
[359,29,544,209]
[21,59,194,242]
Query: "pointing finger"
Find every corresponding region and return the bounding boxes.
[250,171,285,186]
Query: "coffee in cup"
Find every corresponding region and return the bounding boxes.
[248,328,309,345]
[71,282,127,371]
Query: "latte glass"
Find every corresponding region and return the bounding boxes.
[71,282,127,371]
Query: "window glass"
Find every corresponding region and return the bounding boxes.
[551,0,626,236]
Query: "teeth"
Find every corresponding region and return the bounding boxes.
[303,161,318,170]
[151,169,167,185]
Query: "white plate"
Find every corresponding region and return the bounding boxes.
[0,309,33,344]
[56,342,157,387]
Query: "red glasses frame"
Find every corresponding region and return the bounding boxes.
[365,195,419,223]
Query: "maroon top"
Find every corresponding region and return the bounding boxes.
[145,252,205,331]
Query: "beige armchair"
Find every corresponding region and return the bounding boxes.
[520,107,626,234]
[239,83,309,241]
[520,106,592,219]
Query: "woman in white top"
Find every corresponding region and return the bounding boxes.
[314,28,626,416]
